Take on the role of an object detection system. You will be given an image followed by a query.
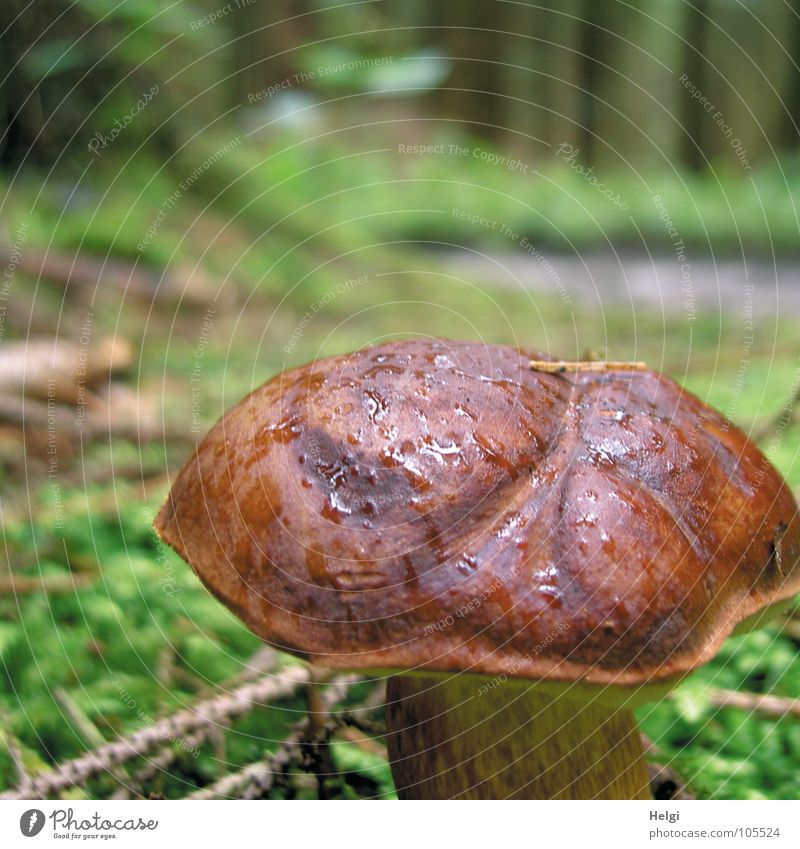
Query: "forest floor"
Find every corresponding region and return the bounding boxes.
[1,138,799,800]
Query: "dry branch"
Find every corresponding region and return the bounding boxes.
[190,726,307,801]
[0,337,131,406]
[54,688,130,796]
[753,381,800,444]
[188,676,363,800]
[0,574,96,595]
[0,393,187,445]
[224,646,281,687]
[780,619,800,641]
[0,708,33,798]
[529,359,648,373]
[0,665,310,800]
[707,687,800,720]
[111,729,209,800]
[17,248,220,308]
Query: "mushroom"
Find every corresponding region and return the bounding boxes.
[155,339,800,798]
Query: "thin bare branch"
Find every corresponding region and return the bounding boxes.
[707,688,800,720]
[529,360,648,373]
[0,708,33,797]
[0,574,95,595]
[188,675,366,800]
[54,688,130,795]
[190,726,307,800]
[754,381,800,444]
[0,665,310,800]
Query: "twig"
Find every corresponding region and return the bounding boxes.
[0,394,190,445]
[333,713,386,738]
[305,670,335,799]
[0,474,170,529]
[190,725,307,800]
[753,381,800,444]
[0,665,310,800]
[0,574,96,595]
[17,247,218,309]
[707,688,800,720]
[530,360,648,373]
[337,726,387,758]
[353,679,387,714]
[114,652,290,799]
[54,688,130,795]
[780,619,800,641]
[188,675,365,801]
[0,708,33,798]
[646,761,695,800]
[223,646,281,687]
[0,337,131,405]
[111,730,208,800]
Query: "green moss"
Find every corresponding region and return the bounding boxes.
[1,135,798,799]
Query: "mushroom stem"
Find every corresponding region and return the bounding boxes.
[386,674,651,799]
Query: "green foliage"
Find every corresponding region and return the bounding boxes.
[1,276,797,798]
[2,0,799,802]
[639,628,800,799]
[1,120,799,802]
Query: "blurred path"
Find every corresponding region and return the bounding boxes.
[438,251,800,317]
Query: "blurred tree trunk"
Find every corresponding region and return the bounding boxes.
[704,0,796,168]
[574,0,611,163]
[595,0,687,169]
[780,0,800,151]
[392,0,431,50]
[230,0,312,107]
[496,1,542,147]
[431,0,503,136]
[680,0,711,170]
[0,0,56,166]
[498,1,583,156]
[540,0,584,153]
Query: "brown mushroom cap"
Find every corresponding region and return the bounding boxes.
[156,339,800,687]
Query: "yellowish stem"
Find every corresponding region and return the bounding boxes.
[386,675,651,800]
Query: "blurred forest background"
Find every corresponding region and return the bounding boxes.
[1,0,799,800]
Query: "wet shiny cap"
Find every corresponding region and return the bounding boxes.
[155,339,800,686]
